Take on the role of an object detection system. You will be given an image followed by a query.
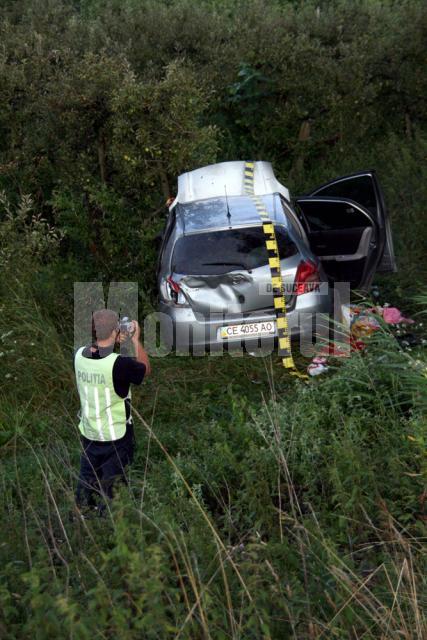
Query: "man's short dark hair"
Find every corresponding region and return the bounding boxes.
[92,309,119,342]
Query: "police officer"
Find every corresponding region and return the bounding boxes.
[74,308,150,514]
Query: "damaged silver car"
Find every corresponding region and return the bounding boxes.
[157,161,396,353]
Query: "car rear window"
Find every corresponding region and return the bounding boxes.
[177,194,280,231]
[172,226,298,275]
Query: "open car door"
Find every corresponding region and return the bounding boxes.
[295,170,396,290]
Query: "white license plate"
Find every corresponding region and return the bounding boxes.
[219,321,276,340]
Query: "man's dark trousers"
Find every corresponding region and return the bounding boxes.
[76,423,135,509]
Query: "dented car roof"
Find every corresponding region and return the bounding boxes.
[171,160,290,207]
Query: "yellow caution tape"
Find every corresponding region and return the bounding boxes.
[244,161,308,380]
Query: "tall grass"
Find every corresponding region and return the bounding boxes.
[0,292,425,638]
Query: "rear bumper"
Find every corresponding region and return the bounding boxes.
[158,286,331,355]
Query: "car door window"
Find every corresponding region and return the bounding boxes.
[310,175,377,215]
[297,199,374,233]
[295,197,378,288]
[307,171,396,273]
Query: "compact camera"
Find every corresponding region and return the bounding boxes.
[119,316,135,338]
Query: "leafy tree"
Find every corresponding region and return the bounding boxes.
[111,59,218,200]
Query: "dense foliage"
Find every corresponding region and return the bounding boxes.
[1,0,426,293]
[0,0,426,638]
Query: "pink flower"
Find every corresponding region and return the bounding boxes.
[381,307,414,325]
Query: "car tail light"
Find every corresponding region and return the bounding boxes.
[167,276,187,305]
[295,260,320,295]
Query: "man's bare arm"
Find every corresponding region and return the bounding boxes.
[131,321,151,376]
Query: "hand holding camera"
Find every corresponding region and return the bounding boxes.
[118,317,149,373]
[119,316,138,342]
